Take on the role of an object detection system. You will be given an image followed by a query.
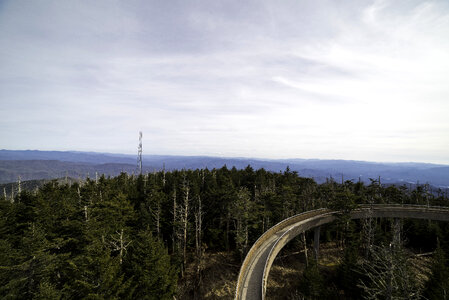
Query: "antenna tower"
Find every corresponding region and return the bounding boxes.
[137,131,143,174]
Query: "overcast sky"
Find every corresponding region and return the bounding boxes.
[1,0,448,164]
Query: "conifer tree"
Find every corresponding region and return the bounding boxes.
[423,243,449,300]
[299,257,325,299]
[124,230,177,300]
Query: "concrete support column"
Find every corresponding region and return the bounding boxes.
[314,226,321,261]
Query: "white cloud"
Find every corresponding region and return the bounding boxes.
[0,0,448,163]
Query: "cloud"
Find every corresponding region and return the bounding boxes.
[0,0,448,163]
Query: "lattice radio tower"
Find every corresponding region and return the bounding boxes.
[137,131,143,175]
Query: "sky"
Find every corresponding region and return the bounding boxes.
[1,0,449,164]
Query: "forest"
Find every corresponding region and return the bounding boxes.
[1,165,449,299]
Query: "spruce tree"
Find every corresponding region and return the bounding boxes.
[423,244,449,300]
[124,230,177,299]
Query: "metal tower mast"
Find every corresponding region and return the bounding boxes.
[137,131,143,175]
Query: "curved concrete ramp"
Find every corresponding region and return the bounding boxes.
[235,205,449,300]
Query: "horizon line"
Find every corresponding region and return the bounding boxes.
[1,148,448,167]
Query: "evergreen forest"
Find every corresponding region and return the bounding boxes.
[1,166,449,299]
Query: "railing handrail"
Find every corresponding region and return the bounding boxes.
[236,204,449,300]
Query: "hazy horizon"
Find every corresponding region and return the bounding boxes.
[1,1,448,164]
[1,148,449,166]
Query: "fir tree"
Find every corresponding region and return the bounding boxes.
[423,243,449,300]
[124,230,177,299]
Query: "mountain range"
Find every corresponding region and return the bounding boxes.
[0,150,448,188]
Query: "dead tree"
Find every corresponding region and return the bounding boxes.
[302,232,309,267]
[194,194,204,299]
[84,205,89,222]
[391,218,402,248]
[172,188,178,254]
[363,198,375,258]
[359,218,419,300]
[162,163,166,187]
[17,176,21,195]
[194,195,203,259]
[110,228,132,265]
[180,179,190,275]
[77,186,81,204]
[151,195,161,237]
[10,184,14,203]
[358,244,420,300]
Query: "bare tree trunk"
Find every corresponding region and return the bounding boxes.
[77,186,81,205]
[195,195,203,258]
[392,218,401,248]
[84,205,88,222]
[363,201,374,258]
[156,202,161,237]
[302,232,308,267]
[182,182,189,272]
[152,200,161,237]
[10,184,14,203]
[17,176,21,195]
[262,212,265,233]
[226,209,230,251]
[194,195,203,299]
[110,228,131,265]
[244,218,248,252]
[172,188,177,254]
[119,229,124,265]
[162,163,166,187]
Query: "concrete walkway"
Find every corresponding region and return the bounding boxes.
[235,205,449,300]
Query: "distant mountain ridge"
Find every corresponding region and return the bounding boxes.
[0,150,448,187]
